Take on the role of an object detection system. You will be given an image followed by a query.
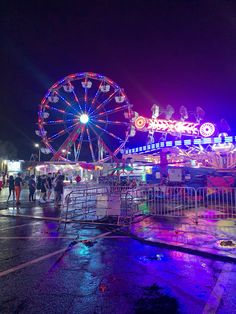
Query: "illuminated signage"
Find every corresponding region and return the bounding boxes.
[7,161,21,172]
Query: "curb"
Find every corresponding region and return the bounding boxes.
[129,232,236,263]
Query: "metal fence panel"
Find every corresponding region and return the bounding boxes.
[59,184,236,230]
[123,186,197,219]
[196,187,236,220]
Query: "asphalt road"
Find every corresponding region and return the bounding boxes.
[0,188,236,313]
[0,219,235,313]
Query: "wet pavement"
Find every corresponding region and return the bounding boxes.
[130,216,236,262]
[0,187,236,313]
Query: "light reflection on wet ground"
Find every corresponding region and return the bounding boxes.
[0,188,236,313]
[0,218,235,313]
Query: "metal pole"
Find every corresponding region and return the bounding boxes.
[195,188,198,225]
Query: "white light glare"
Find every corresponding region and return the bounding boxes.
[80,114,89,124]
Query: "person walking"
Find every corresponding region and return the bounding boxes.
[7,175,15,202]
[28,175,36,201]
[54,175,64,208]
[14,173,23,205]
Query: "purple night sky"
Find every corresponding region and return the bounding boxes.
[1,0,236,158]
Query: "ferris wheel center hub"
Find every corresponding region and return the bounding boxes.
[80,113,89,124]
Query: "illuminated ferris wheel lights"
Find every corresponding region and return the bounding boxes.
[63,83,74,92]
[80,113,89,124]
[81,81,92,88]
[115,95,125,103]
[38,72,132,162]
[42,112,49,119]
[35,130,47,137]
[48,94,59,103]
[100,84,110,92]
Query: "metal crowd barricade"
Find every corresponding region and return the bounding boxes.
[123,185,197,221]
[196,187,236,220]
[59,184,134,229]
[58,184,236,231]
[59,185,110,227]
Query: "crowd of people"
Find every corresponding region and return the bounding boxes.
[3,172,66,207]
[36,173,65,207]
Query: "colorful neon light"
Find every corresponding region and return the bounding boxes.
[134,116,215,137]
[123,134,236,155]
[199,122,215,137]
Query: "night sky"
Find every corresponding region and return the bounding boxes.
[1,0,236,159]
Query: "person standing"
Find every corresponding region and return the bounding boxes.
[3,173,6,188]
[14,173,23,205]
[39,175,48,203]
[46,173,53,201]
[36,175,42,200]
[0,173,3,191]
[7,175,15,202]
[28,175,36,201]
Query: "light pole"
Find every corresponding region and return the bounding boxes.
[35,143,41,162]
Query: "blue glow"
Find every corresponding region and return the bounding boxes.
[184,139,191,145]
[224,136,233,143]
[214,137,222,144]
[201,137,212,144]
[175,140,182,146]
[124,135,236,155]
[166,141,173,147]
[193,139,201,145]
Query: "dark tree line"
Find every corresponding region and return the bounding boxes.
[0,140,18,160]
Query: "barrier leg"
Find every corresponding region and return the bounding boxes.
[195,189,198,225]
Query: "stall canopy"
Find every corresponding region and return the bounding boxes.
[110,165,134,175]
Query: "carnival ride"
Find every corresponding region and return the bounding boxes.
[36,72,134,163]
[125,104,236,169]
[35,71,235,169]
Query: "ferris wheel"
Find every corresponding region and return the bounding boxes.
[36,72,134,162]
